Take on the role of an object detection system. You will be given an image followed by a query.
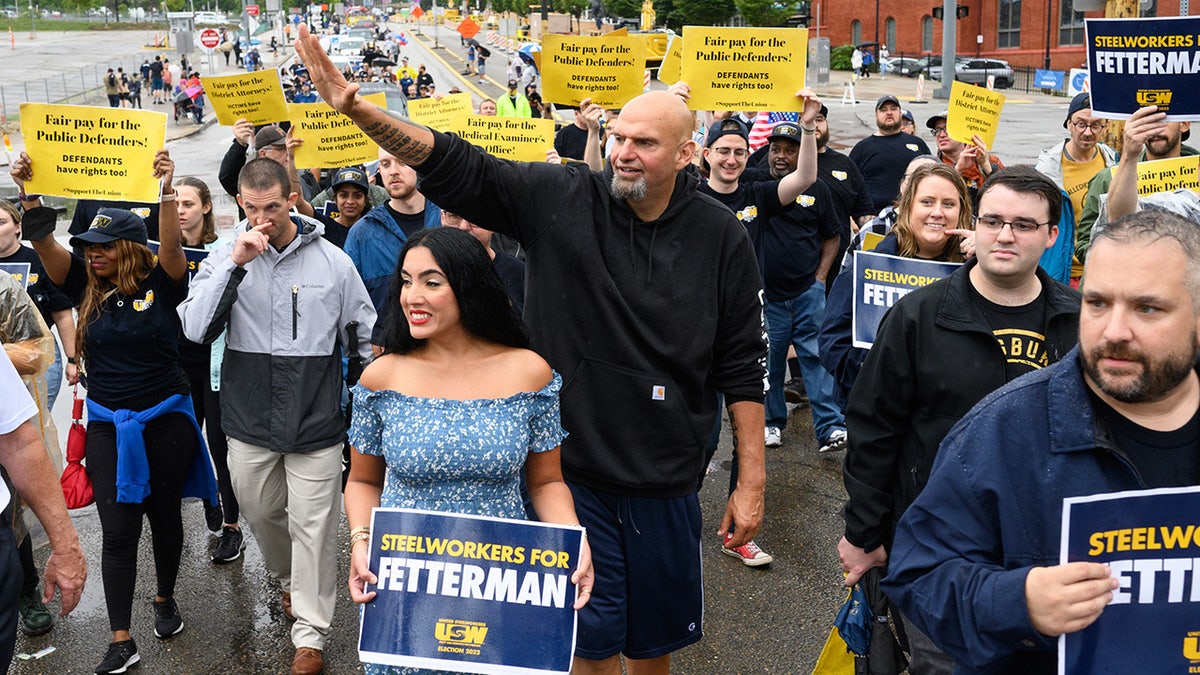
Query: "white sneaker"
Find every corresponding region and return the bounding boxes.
[765,426,783,448]
[820,429,848,453]
[721,536,775,567]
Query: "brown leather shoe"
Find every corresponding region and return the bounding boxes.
[281,592,295,621]
[291,647,324,675]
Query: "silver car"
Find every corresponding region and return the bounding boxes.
[931,57,1014,89]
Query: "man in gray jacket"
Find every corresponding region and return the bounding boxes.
[178,158,375,675]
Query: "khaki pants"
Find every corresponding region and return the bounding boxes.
[227,438,342,650]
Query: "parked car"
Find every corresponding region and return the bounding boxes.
[930,57,1014,89]
[910,55,942,78]
[883,56,923,77]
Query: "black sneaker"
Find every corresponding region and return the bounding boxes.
[784,377,809,405]
[96,639,139,674]
[19,585,54,636]
[212,526,245,564]
[153,597,184,638]
[204,502,223,536]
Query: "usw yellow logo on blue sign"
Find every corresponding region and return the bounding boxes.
[435,619,488,646]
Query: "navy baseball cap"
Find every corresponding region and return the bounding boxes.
[331,166,369,193]
[1063,93,1091,129]
[69,208,149,249]
[705,117,749,147]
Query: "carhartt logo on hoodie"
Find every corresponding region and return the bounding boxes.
[651,385,665,401]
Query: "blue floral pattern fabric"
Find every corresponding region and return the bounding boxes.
[349,373,566,675]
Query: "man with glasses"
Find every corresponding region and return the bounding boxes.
[1034,93,1118,281]
[839,166,1081,674]
[925,110,1004,199]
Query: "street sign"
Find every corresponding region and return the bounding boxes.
[199,27,221,50]
[246,4,259,15]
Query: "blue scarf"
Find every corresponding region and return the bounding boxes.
[86,394,219,505]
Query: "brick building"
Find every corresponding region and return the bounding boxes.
[810,0,1197,70]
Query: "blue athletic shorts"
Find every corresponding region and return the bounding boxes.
[569,482,704,660]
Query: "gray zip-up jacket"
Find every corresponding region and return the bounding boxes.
[178,214,376,453]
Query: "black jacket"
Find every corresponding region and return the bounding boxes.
[416,131,768,497]
[842,259,1081,552]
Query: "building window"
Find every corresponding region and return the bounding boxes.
[998,0,1021,49]
[922,16,933,51]
[851,19,862,45]
[1059,0,1085,45]
[886,17,896,50]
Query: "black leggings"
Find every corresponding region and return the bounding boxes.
[86,413,197,632]
[183,361,239,524]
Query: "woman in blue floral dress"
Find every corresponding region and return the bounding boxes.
[345,227,594,675]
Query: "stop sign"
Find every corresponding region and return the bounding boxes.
[200,28,221,49]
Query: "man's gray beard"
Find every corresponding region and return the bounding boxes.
[610,173,648,201]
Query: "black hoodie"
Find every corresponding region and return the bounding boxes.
[417,131,768,497]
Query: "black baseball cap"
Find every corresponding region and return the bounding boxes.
[69,208,149,249]
[768,121,802,144]
[925,110,950,129]
[705,117,749,148]
[331,166,369,193]
[876,95,901,110]
[1063,93,1091,129]
[818,104,829,118]
[254,125,286,148]
[507,79,518,89]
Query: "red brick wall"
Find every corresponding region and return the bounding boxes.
[809,0,1194,70]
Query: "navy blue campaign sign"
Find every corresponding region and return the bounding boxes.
[146,240,210,283]
[1058,486,1200,675]
[1086,16,1200,121]
[851,251,959,349]
[360,508,583,674]
[0,262,32,290]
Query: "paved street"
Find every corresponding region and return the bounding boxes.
[5,22,1091,675]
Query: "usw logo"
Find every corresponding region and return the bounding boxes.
[435,619,488,646]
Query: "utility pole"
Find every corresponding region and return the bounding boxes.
[1102,0,1140,153]
[934,0,955,99]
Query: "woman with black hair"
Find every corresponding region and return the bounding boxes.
[344,228,593,673]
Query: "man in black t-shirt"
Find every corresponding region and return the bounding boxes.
[840,166,1081,674]
[884,206,1200,674]
[813,104,874,290]
[849,95,931,212]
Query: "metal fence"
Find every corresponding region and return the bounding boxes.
[0,54,157,127]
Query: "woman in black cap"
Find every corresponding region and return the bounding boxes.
[11,149,218,675]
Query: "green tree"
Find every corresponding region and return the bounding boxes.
[671,0,733,28]
[602,0,638,20]
[734,0,795,27]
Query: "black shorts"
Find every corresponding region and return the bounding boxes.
[569,482,704,660]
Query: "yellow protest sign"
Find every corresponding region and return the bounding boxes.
[289,92,386,169]
[1131,155,1200,195]
[541,34,645,109]
[443,115,555,163]
[203,70,291,126]
[606,27,628,38]
[681,26,807,112]
[407,93,472,132]
[20,103,166,202]
[657,34,683,84]
[946,80,1006,150]
[862,231,885,252]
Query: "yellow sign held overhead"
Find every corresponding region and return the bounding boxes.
[407,93,472,132]
[442,114,555,163]
[289,93,386,169]
[946,80,1006,150]
[541,34,646,109]
[657,34,682,84]
[680,26,807,112]
[20,103,167,202]
[203,70,291,126]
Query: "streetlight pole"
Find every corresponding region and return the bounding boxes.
[1044,0,1053,70]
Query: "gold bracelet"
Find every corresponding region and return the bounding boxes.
[350,525,371,537]
[350,531,371,547]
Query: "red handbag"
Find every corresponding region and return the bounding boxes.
[60,386,94,509]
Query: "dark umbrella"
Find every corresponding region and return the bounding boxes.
[371,57,396,67]
[466,37,481,48]
[856,568,908,675]
[856,41,879,48]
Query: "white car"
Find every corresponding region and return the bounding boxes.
[194,11,228,25]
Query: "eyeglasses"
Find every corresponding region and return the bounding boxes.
[712,147,749,158]
[1070,120,1108,133]
[974,215,1049,234]
[929,126,948,137]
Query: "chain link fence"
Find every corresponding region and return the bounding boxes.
[0,53,162,128]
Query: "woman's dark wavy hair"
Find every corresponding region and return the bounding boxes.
[378,227,529,355]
